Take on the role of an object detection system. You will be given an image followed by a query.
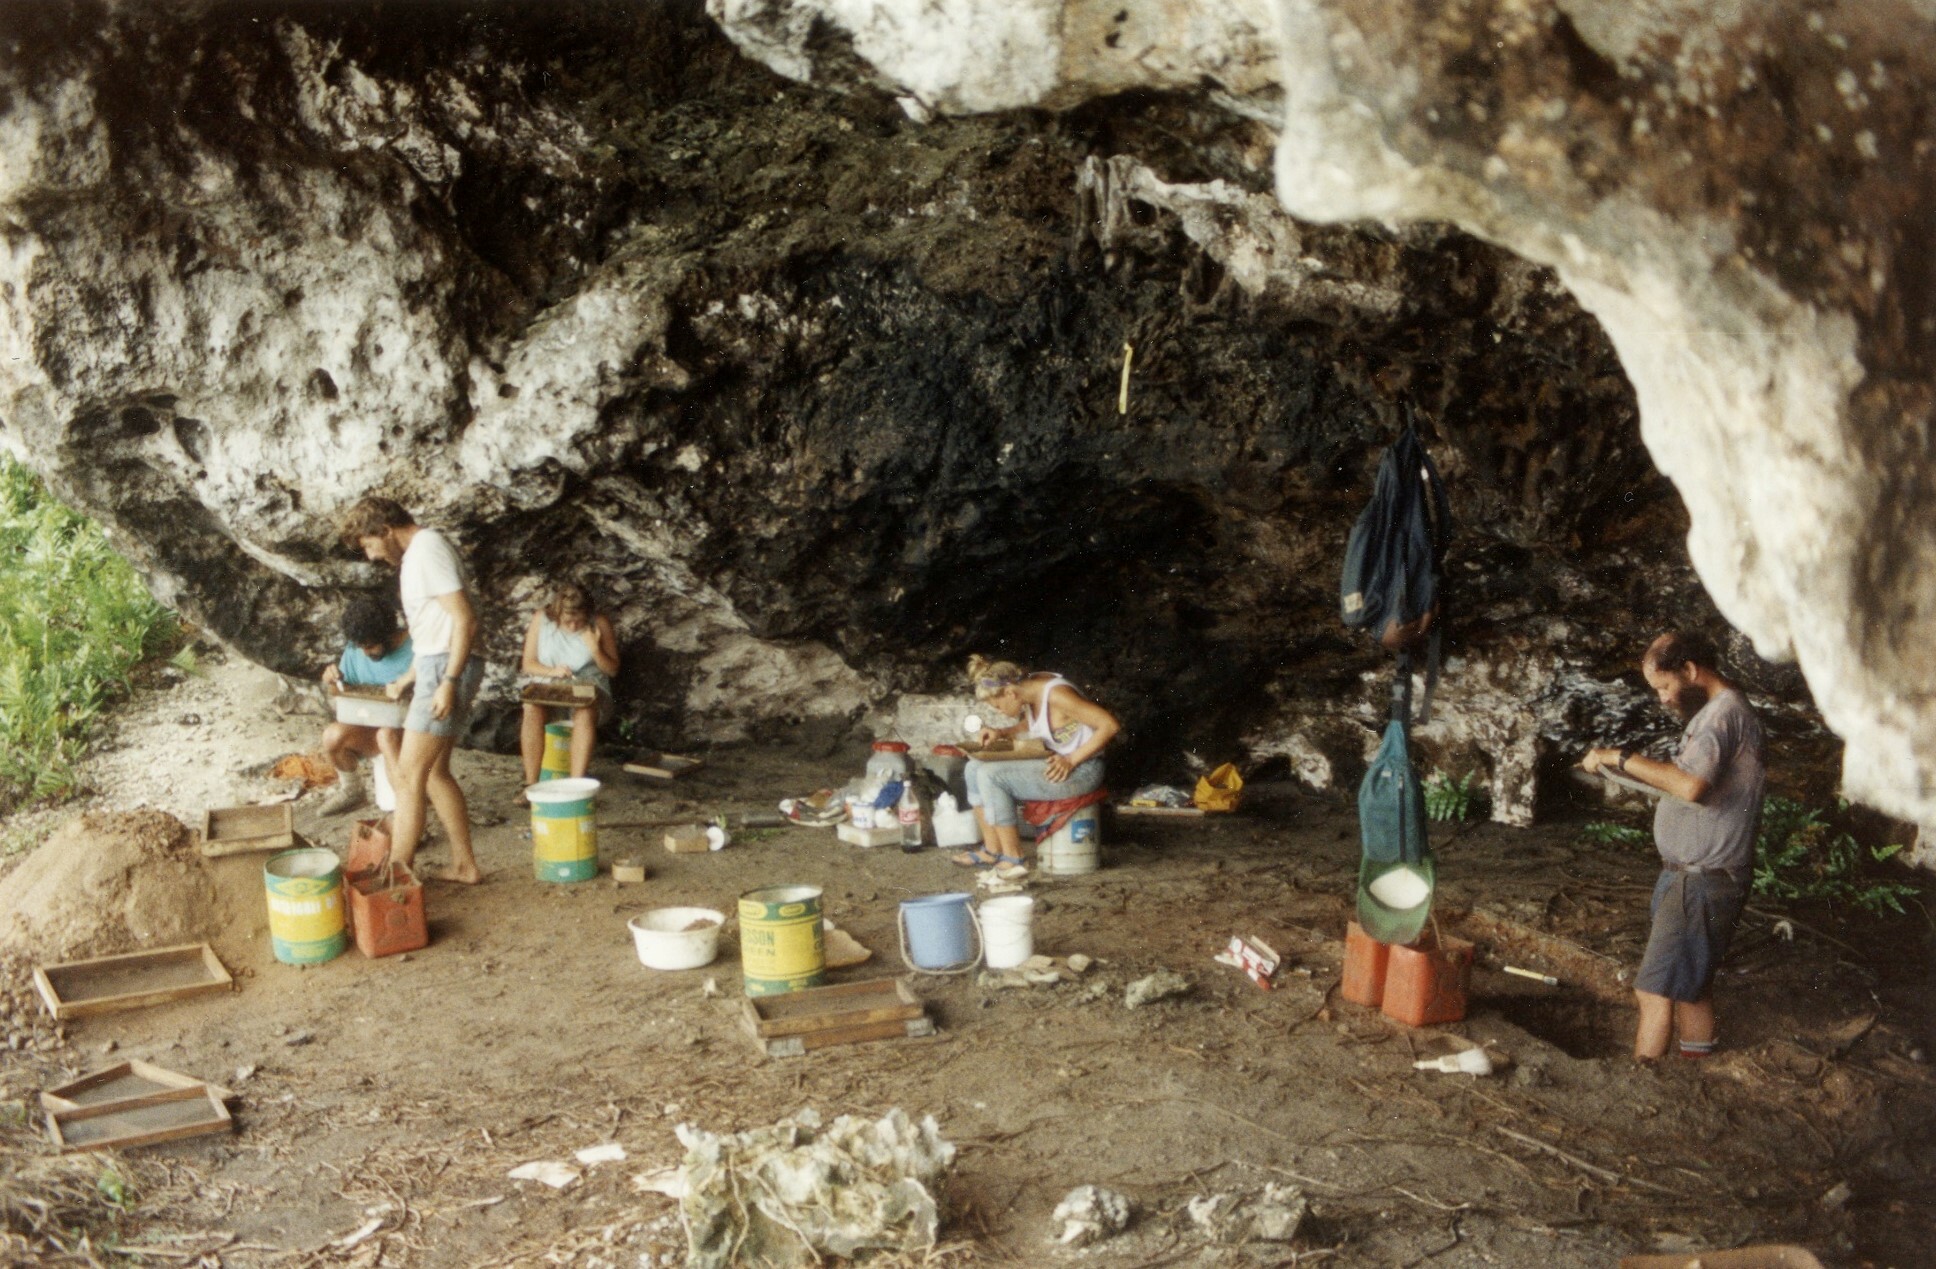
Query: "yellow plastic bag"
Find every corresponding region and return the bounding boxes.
[1193,763,1244,813]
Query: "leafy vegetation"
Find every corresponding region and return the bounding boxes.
[0,456,175,809]
[1753,797,1919,916]
[1424,771,1482,823]
[1581,797,1921,916]
[1580,819,1651,849]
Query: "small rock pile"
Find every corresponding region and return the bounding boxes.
[0,951,65,1060]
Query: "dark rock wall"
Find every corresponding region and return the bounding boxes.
[0,1,1747,785]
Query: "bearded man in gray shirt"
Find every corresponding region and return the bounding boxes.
[1584,632,1766,1061]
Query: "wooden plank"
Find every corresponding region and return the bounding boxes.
[1115,804,1207,817]
[743,978,923,1038]
[201,804,296,856]
[41,1060,231,1113]
[521,681,598,707]
[959,741,1049,763]
[33,943,233,1021]
[760,1015,935,1057]
[46,1084,232,1153]
[623,753,704,780]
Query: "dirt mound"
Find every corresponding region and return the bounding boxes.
[0,809,269,965]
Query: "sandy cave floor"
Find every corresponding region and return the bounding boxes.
[2,652,1935,1267]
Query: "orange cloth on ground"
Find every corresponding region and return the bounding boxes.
[271,752,339,789]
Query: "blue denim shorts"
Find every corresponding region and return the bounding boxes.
[405,654,483,739]
[1634,868,1747,1002]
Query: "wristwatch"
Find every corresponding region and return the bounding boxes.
[1617,747,1635,772]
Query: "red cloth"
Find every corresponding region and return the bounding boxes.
[1021,787,1109,841]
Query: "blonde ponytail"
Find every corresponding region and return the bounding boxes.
[966,654,1025,702]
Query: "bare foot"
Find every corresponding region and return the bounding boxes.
[430,863,483,884]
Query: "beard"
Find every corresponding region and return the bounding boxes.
[1667,683,1710,722]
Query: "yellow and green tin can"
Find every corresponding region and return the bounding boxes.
[264,847,347,965]
[540,721,573,781]
[738,884,826,996]
[528,777,600,883]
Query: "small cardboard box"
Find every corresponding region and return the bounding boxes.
[664,826,711,854]
[836,823,903,849]
[1225,934,1280,990]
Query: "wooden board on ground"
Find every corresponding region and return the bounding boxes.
[33,943,233,1021]
[959,740,1049,762]
[200,803,296,857]
[1115,804,1207,817]
[623,753,704,780]
[741,977,924,1038]
[521,681,598,708]
[45,1083,232,1153]
[41,1060,232,1112]
[756,1015,936,1057]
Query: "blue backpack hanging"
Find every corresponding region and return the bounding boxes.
[1340,417,1452,723]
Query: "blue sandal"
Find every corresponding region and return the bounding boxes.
[951,849,1003,868]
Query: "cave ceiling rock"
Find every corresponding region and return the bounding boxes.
[578,491,876,730]
[1075,155,1404,318]
[707,0,1282,118]
[720,0,1936,827]
[455,254,690,497]
[0,11,872,741]
[1267,0,1933,824]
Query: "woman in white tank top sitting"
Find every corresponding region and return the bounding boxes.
[954,654,1120,869]
[518,581,621,790]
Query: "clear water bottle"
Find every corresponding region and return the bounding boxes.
[898,783,923,852]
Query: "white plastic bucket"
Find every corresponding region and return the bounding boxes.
[628,907,725,970]
[980,894,1035,969]
[1039,806,1102,875]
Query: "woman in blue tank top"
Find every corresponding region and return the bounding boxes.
[518,581,620,789]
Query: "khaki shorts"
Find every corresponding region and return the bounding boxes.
[405,654,482,740]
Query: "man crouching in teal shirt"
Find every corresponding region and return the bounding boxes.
[318,595,413,816]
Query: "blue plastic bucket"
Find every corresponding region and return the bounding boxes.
[898,892,980,974]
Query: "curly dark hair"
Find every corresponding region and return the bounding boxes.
[341,594,401,648]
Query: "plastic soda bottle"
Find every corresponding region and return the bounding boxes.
[898,783,923,851]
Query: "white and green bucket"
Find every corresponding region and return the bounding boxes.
[528,777,601,883]
[264,847,348,965]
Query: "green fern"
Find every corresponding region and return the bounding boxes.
[1580,819,1651,849]
[1754,797,1919,916]
[1424,771,1481,822]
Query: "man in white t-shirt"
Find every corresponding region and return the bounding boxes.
[339,496,484,883]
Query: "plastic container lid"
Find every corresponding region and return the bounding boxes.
[871,740,911,753]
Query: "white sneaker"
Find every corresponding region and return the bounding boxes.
[317,771,369,816]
